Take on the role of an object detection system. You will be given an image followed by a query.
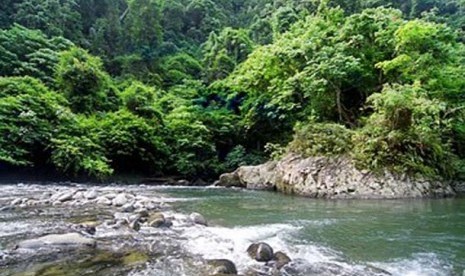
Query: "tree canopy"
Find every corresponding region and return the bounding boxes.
[0,0,464,180]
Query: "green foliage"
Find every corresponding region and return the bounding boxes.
[0,25,73,84]
[0,76,67,166]
[51,114,113,178]
[14,0,82,40]
[98,109,169,173]
[161,52,203,86]
[202,28,255,82]
[55,47,119,114]
[1,0,465,181]
[165,105,218,177]
[224,145,265,171]
[352,84,460,178]
[287,120,354,157]
[119,81,163,119]
[51,109,169,177]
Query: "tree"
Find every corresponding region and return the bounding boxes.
[14,0,82,40]
[55,47,119,113]
[202,27,254,82]
[0,25,73,85]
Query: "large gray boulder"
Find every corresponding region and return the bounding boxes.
[17,233,96,249]
[217,161,277,191]
[217,154,456,199]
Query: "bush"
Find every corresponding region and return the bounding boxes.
[119,81,163,119]
[287,119,353,157]
[51,109,170,177]
[224,145,265,171]
[0,76,67,166]
[352,84,459,178]
[55,47,119,114]
[50,114,113,178]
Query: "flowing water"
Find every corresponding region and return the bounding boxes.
[0,184,464,276]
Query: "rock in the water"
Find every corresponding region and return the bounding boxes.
[0,205,15,212]
[112,194,128,206]
[121,203,135,212]
[217,172,242,188]
[272,251,291,269]
[11,198,23,205]
[247,242,274,262]
[148,212,166,228]
[207,259,238,275]
[57,191,75,202]
[177,179,191,186]
[129,219,141,231]
[96,196,112,205]
[190,212,207,226]
[84,190,98,200]
[17,233,96,249]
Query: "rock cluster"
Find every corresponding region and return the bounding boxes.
[217,154,457,199]
[9,188,169,211]
[247,242,291,269]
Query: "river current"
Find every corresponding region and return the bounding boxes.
[0,184,464,275]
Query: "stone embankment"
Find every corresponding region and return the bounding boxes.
[217,154,458,199]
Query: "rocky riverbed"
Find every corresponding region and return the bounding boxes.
[0,183,328,276]
[1,183,464,275]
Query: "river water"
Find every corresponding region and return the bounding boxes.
[1,184,464,275]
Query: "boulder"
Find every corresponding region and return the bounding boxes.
[217,171,242,188]
[148,212,169,228]
[247,242,274,262]
[218,154,456,199]
[112,194,128,207]
[57,191,75,202]
[11,198,23,205]
[272,251,291,269]
[121,203,135,212]
[129,219,140,231]
[190,212,207,226]
[96,196,112,205]
[84,190,98,200]
[207,259,238,275]
[17,233,96,249]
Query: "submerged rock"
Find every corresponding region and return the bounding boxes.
[247,243,274,262]
[190,212,207,226]
[271,251,291,269]
[207,259,238,275]
[17,233,96,249]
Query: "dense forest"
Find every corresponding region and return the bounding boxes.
[0,0,464,180]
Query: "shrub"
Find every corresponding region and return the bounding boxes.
[352,84,459,178]
[0,76,67,166]
[287,119,353,157]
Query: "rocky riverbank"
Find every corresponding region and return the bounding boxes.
[217,154,458,199]
[0,184,302,276]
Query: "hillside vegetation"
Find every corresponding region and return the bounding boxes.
[0,0,464,180]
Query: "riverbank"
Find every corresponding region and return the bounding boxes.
[217,154,460,199]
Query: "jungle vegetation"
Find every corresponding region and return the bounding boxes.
[0,0,464,180]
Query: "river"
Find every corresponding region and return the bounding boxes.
[1,184,464,275]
